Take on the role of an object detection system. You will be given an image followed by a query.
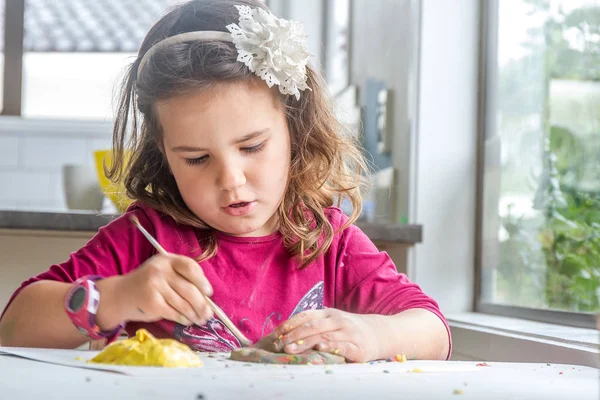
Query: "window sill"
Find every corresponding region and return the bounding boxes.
[447,312,599,368]
[0,116,112,138]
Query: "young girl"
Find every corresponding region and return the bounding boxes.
[0,0,451,362]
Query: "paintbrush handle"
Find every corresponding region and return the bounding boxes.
[204,296,252,347]
[131,217,169,255]
[130,216,252,347]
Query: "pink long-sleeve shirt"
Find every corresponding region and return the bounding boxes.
[2,203,451,358]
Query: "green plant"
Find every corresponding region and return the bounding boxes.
[534,138,600,311]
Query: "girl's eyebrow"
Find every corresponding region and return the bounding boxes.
[171,129,269,152]
[233,129,269,144]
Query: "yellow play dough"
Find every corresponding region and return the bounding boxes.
[88,329,202,367]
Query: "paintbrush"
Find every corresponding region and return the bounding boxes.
[129,215,252,347]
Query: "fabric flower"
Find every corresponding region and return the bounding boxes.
[226,5,312,100]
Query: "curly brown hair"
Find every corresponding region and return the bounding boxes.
[107,0,369,268]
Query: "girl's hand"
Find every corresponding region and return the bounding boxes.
[117,253,214,327]
[271,309,382,363]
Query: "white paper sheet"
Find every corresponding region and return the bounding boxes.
[0,347,480,377]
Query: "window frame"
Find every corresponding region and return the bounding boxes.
[474,0,597,330]
[1,0,24,116]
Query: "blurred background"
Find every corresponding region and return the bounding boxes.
[0,0,598,363]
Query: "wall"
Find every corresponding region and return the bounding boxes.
[409,0,480,313]
[350,0,417,222]
[0,118,112,211]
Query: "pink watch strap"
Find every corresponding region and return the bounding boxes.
[65,275,124,340]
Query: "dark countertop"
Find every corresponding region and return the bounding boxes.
[0,210,422,244]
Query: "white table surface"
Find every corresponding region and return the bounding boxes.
[0,348,598,400]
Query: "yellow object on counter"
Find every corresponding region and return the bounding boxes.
[88,329,203,367]
[93,149,134,213]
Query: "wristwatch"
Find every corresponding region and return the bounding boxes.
[64,275,124,340]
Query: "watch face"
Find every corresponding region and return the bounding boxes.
[68,287,87,312]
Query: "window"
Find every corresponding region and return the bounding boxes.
[2,0,172,120]
[478,0,599,328]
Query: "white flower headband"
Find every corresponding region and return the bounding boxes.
[137,5,312,100]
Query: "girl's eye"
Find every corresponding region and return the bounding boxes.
[184,143,264,165]
[185,155,208,166]
[242,142,265,154]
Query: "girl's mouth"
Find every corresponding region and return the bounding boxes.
[223,201,256,216]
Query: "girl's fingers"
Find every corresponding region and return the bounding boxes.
[315,341,363,363]
[157,296,192,326]
[160,283,199,326]
[280,317,341,348]
[168,275,212,324]
[275,309,330,337]
[283,329,347,354]
[171,255,213,296]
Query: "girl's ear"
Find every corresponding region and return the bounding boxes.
[157,139,166,155]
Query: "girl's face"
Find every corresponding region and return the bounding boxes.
[156,81,291,237]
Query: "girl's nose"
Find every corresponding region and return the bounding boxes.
[218,162,246,191]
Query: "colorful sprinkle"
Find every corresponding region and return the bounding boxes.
[395,354,407,362]
[383,370,390,374]
[476,362,490,367]
[333,349,340,355]
[297,340,304,345]
[453,389,464,395]
[410,368,423,373]
[75,356,83,361]
[325,369,334,375]
[559,372,563,375]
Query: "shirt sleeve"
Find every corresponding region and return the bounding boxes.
[332,214,452,359]
[0,205,155,322]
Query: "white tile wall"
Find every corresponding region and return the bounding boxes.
[0,170,52,201]
[0,122,112,211]
[20,137,89,168]
[0,136,19,168]
[0,199,17,209]
[48,169,65,208]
